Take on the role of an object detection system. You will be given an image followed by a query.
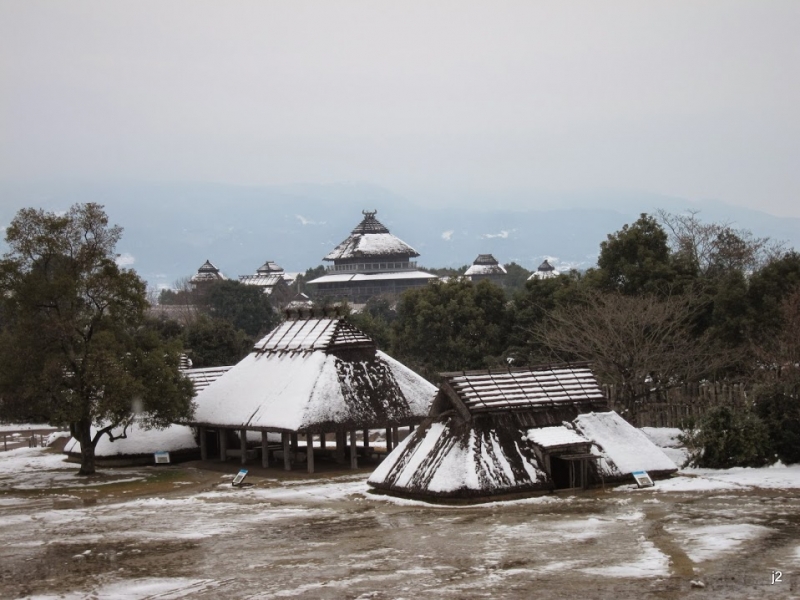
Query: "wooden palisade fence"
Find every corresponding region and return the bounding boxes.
[605,382,749,428]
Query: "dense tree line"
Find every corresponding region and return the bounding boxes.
[154,278,280,367]
[350,212,800,467]
[2,204,797,470]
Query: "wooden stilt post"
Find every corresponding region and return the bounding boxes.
[350,429,358,469]
[392,426,399,447]
[362,429,370,451]
[219,429,227,462]
[306,433,315,474]
[385,427,393,451]
[320,432,326,450]
[335,431,346,464]
[199,427,207,461]
[291,432,298,453]
[282,432,292,471]
[261,431,269,468]
[240,429,248,465]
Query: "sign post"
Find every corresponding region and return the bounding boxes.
[232,469,248,487]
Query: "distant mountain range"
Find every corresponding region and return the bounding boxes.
[2,181,799,291]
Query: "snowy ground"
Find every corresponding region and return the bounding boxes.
[1,442,799,598]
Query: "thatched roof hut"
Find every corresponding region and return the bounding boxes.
[464,254,507,283]
[190,312,436,472]
[62,365,233,466]
[63,422,200,466]
[323,210,420,261]
[307,211,437,303]
[190,260,227,285]
[527,259,560,280]
[368,363,676,500]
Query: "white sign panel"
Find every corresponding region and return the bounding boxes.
[232,469,248,487]
[632,470,654,488]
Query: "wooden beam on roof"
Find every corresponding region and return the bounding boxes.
[440,380,473,422]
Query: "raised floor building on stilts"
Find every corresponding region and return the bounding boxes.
[189,308,436,473]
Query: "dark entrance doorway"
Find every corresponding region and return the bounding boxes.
[550,454,596,490]
[551,456,572,489]
[204,429,220,458]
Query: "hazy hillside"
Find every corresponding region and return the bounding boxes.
[2,181,798,291]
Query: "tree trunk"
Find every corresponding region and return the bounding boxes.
[75,419,96,476]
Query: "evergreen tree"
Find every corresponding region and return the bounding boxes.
[392,279,511,381]
[588,213,678,296]
[183,315,253,368]
[0,204,194,475]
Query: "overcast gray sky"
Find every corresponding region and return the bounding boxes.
[2,1,799,216]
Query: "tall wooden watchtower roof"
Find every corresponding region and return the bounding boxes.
[190,260,226,283]
[324,210,420,261]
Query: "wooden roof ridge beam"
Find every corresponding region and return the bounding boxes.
[439,379,473,422]
[439,361,594,379]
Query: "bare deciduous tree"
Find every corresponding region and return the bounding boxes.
[658,209,784,276]
[754,286,800,376]
[531,290,736,416]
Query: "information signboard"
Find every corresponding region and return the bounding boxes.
[232,469,248,487]
[632,470,654,488]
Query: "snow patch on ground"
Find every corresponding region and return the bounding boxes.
[28,577,221,599]
[667,523,772,562]
[580,537,669,578]
[635,464,800,493]
[0,446,151,491]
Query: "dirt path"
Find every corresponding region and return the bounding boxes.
[1,454,798,599]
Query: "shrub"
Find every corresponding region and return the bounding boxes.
[682,405,774,469]
[754,380,800,464]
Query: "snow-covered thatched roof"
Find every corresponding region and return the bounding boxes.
[438,364,607,416]
[369,419,548,497]
[256,260,284,274]
[64,422,198,458]
[307,271,438,286]
[238,260,289,292]
[527,259,560,280]
[182,366,232,395]
[191,316,436,432]
[324,211,420,261]
[369,363,676,500]
[572,411,678,477]
[285,292,313,311]
[464,254,507,277]
[238,272,285,291]
[190,260,226,283]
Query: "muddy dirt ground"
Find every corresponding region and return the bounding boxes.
[1,448,798,599]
